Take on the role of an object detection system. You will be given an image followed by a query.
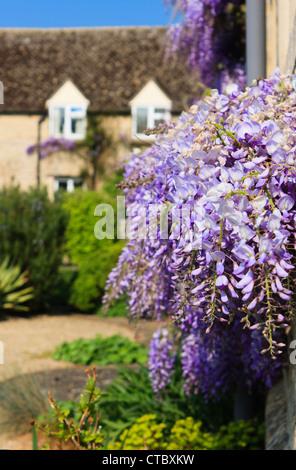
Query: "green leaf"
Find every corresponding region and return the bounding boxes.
[32,424,39,450]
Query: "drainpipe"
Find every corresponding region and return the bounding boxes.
[246,0,267,85]
[37,114,46,189]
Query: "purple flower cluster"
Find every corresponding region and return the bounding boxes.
[103,71,296,399]
[164,0,246,90]
[148,328,177,394]
[180,316,284,400]
[26,137,75,159]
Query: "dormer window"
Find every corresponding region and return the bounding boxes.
[51,105,87,139]
[129,80,172,141]
[135,106,170,134]
[46,80,90,141]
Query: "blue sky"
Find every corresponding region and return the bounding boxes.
[0,0,173,28]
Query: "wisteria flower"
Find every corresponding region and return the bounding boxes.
[103,70,296,400]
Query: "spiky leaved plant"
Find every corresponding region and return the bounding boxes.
[0,257,34,313]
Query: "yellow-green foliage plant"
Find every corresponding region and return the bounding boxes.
[164,417,216,450]
[109,414,166,450]
[0,257,34,313]
[109,414,265,451]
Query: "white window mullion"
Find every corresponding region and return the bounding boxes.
[147,106,154,130]
[48,107,53,136]
[54,177,84,193]
[64,105,71,139]
[67,178,75,192]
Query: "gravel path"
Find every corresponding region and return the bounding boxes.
[0,313,160,450]
[0,313,143,381]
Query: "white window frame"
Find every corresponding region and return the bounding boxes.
[49,103,87,141]
[131,104,171,140]
[54,177,85,193]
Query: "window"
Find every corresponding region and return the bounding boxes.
[46,80,90,140]
[49,104,87,140]
[53,107,65,135]
[129,80,172,140]
[136,107,148,134]
[132,105,171,138]
[54,177,84,193]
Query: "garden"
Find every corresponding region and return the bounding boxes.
[0,161,265,451]
[0,0,295,452]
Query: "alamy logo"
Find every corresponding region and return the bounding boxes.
[94,196,206,242]
[0,82,3,105]
[0,341,4,365]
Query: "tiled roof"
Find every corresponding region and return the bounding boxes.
[0,27,202,113]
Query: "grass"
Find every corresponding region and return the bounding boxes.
[0,373,49,437]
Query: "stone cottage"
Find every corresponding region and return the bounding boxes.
[0,26,201,198]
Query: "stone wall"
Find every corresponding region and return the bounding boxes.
[0,114,40,190]
[0,113,134,198]
[266,0,296,76]
[265,323,296,450]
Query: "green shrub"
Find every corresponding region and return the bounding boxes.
[96,296,128,317]
[167,417,265,450]
[215,419,265,450]
[99,170,124,199]
[109,414,265,451]
[164,416,216,450]
[0,186,68,311]
[69,242,124,311]
[61,188,121,266]
[51,334,148,366]
[98,365,233,442]
[61,188,125,312]
[109,414,166,450]
[50,267,78,309]
[35,370,265,451]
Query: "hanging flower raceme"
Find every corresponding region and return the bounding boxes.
[26,136,75,159]
[148,328,177,394]
[104,71,296,399]
[163,0,246,90]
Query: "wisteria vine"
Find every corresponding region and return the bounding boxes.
[103,71,296,400]
[164,0,246,90]
[26,136,75,159]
